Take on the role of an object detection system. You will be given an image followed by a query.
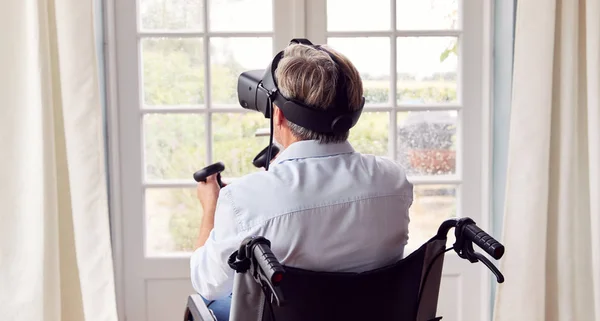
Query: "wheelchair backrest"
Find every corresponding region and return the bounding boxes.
[229,238,447,321]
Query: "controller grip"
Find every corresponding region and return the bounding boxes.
[193,162,225,187]
[464,224,505,260]
[253,145,280,168]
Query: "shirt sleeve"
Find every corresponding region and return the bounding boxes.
[190,187,243,300]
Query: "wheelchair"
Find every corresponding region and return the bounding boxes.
[183,217,505,321]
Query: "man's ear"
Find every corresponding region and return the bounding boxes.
[273,104,285,127]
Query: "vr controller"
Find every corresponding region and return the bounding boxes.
[193,145,281,187]
[193,162,225,187]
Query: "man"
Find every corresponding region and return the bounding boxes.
[190,43,413,320]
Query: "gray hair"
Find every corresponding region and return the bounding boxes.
[274,44,363,143]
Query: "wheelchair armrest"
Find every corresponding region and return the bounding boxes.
[184,294,216,321]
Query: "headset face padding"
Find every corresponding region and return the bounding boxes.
[237,38,365,134]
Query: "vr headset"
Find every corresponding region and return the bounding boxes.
[237,38,365,135]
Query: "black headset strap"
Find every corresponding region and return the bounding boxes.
[312,44,349,112]
[287,39,350,111]
[289,38,314,46]
[270,40,351,115]
[262,38,364,133]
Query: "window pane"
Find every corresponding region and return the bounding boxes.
[349,112,389,156]
[146,188,200,255]
[407,184,457,249]
[139,0,204,31]
[209,0,273,32]
[327,37,390,105]
[397,37,458,104]
[327,0,391,31]
[142,38,205,107]
[210,37,273,106]
[212,113,270,178]
[144,114,207,180]
[396,0,458,30]
[397,111,457,176]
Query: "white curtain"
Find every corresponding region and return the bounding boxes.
[0,0,118,320]
[494,0,600,320]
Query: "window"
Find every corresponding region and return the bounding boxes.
[315,0,462,247]
[111,0,490,319]
[138,0,277,255]
[135,0,464,256]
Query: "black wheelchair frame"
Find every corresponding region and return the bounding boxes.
[185,217,505,321]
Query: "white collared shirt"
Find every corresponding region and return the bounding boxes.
[190,140,413,300]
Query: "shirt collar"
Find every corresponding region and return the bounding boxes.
[273,140,356,164]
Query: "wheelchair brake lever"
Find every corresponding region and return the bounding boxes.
[470,251,505,283]
[258,273,286,307]
[459,242,505,284]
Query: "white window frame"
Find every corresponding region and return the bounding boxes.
[104,1,307,319]
[304,0,493,253]
[103,0,493,319]
[303,5,494,320]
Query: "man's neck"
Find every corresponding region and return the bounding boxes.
[277,133,301,149]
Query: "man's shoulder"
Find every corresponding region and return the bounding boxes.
[225,153,409,183]
[364,153,401,166]
[223,170,283,194]
[222,150,411,195]
[355,152,409,175]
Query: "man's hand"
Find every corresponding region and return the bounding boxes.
[195,174,224,248]
[196,174,221,212]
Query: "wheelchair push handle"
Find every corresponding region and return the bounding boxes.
[253,242,285,285]
[464,224,504,260]
[441,217,506,283]
[233,236,286,306]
